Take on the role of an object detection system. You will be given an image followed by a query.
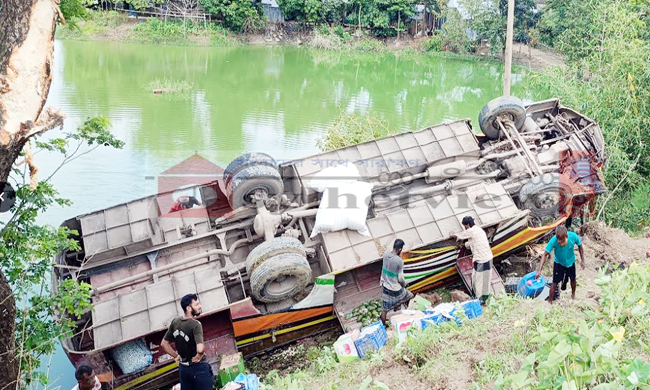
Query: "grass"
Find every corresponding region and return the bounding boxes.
[144,78,193,93]
[56,11,238,47]
[317,110,393,152]
[252,262,650,389]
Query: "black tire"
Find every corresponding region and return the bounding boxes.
[245,237,306,277]
[227,165,283,209]
[518,173,570,218]
[478,96,527,140]
[224,153,277,188]
[249,253,312,303]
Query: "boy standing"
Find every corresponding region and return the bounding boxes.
[535,225,586,303]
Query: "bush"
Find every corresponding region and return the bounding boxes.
[200,0,265,33]
[352,37,387,53]
[528,0,650,234]
[317,110,393,151]
[441,7,468,53]
[308,28,342,50]
[333,25,351,41]
[422,33,443,52]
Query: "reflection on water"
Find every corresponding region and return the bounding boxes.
[38,40,527,388]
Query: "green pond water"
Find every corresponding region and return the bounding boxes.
[38,40,529,388]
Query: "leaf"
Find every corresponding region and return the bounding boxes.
[627,359,650,383]
[373,379,390,390]
[546,339,572,366]
[359,376,373,390]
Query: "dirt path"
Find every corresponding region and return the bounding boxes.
[512,42,566,70]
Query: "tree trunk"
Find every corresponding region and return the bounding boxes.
[0,0,62,387]
[358,4,362,33]
[0,269,17,390]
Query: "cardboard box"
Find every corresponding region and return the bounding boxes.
[218,352,245,387]
[390,311,425,343]
[333,329,361,362]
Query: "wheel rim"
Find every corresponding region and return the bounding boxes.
[266,276,297,297]
[534,192,559,210]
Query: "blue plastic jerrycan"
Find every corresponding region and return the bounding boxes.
[518,271,545,298]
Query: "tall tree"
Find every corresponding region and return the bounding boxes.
[0,1,61,387]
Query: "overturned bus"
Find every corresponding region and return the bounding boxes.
[53,97,606,389]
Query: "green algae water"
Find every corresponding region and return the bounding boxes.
[39,40,528,388]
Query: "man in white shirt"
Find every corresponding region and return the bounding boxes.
[72,365,101,390]
[451,216,493,303]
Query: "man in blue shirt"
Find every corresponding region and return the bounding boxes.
[535,225,585,303]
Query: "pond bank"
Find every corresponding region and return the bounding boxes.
[56,11,565,71]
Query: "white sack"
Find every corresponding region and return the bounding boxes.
[309,164,362,193]
[310,180,373,238]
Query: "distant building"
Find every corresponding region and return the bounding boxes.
[261,0,284,23]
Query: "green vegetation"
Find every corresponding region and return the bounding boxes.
[199,0,265,33]
[317,110,393,152]
[529,0,650,234]
[145,78,193,93]
[253,263,650,390]
[56,11,238,46]
[1,117,123,386]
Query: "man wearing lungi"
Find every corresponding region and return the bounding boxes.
[380,239,414,323]
[451,216,493,303]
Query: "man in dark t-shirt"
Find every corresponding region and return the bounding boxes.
[161,293,214,390]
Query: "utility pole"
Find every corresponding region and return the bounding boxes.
[503,0,515,96]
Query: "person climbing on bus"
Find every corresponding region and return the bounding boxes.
[535,225,585,303]
[451,216,493,304]
[161,294,214,390]
[169,195,202,213]
[380,239,414,324]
